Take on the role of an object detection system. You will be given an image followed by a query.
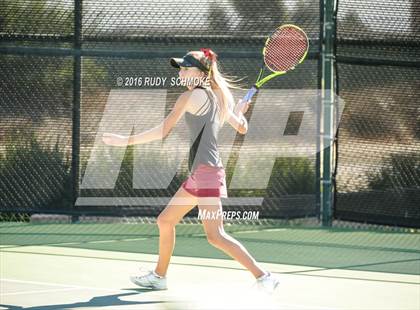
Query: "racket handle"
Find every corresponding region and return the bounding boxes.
[243,86,258,102]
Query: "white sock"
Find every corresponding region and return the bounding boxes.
[153,271,164,278]
[257,272,269,281]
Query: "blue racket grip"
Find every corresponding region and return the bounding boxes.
[242,86,258,102]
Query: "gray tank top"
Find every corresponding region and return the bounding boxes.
[185,87,223,172]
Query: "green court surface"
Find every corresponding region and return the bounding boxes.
[1,222,419,275]
[1,222,419,309]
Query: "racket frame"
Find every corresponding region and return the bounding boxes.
[242,24,309,103]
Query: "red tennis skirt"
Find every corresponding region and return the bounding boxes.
[181,164,228,198]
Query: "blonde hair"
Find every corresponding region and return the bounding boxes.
[188,50,239,125]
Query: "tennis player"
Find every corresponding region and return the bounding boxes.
[102,49,279,292]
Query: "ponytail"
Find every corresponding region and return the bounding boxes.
[189,49,240,125]
[208,60,235,125]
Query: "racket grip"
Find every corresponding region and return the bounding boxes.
[242,86,258,102]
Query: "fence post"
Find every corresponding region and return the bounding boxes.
[316,0,324,223]
[320,0,336,227]
[71,0,82,222]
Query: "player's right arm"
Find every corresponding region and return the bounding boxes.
[227,105,248,135]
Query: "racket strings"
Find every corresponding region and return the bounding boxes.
[265,27,308,72]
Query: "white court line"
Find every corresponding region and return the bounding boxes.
[87,237,149,244]
[39,237,150,247]
[234,228,287,234]
[0,278,132,294]
[1,287,79,296]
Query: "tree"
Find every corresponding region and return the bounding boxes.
[230,0,287,34]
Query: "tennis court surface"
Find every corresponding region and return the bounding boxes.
[1,221,419,310]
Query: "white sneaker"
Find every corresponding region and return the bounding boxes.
[130,270,167,290]
[255,272,279,293]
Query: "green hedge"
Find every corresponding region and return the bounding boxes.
[0,131,72,210]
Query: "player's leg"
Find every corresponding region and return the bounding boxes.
[198,199,266,278]
[199,199,279,291]
[155,186,198,276]
[130,186,197,289]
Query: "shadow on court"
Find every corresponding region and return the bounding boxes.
[0,290,165,310]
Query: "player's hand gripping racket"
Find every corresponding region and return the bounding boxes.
[239,24,309,109]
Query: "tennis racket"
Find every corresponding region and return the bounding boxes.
[240,24,309,107]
